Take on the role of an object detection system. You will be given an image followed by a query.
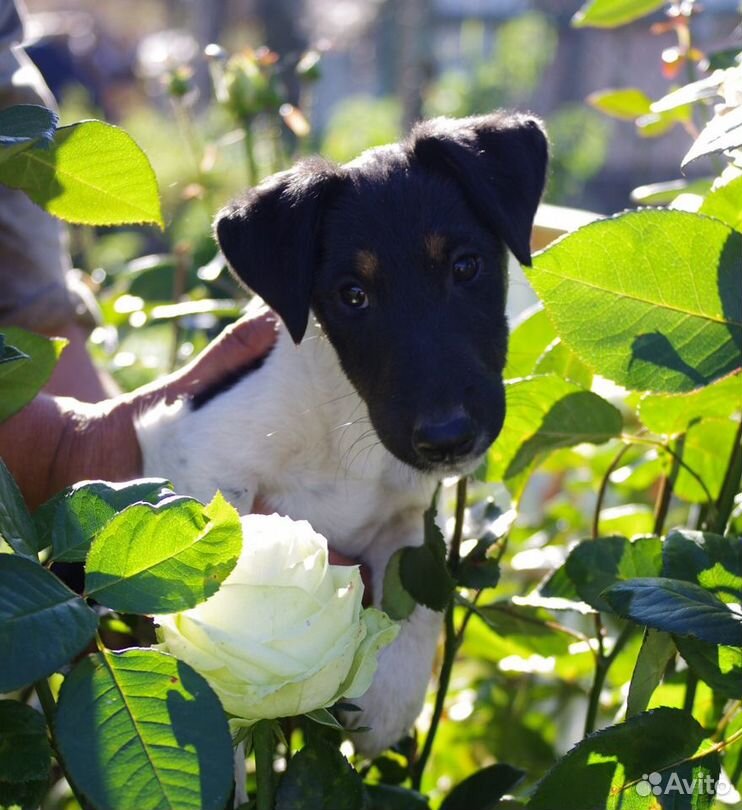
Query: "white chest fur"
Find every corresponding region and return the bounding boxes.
[137,321,436,559]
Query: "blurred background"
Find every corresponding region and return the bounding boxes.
[15,0,740,386]
[22,0,741,210]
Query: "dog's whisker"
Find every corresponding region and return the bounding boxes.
[337,428,378,479]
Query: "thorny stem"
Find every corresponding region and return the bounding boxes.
[35,678,56,722]
[35,679,89,809]
[708,419,742,534]
[592,443,633,539]
[714,700,742,741]
[448,477,468,574]
[253,720,275,810]
[622,433,715,508]
[411,476,467,790]
[653,436,684,536]
[683,670,698,714]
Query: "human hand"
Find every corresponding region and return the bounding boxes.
[1,310,278,508]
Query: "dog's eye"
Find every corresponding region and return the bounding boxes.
[339,284,369,310]
[452,255,481,283]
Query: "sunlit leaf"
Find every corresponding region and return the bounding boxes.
[564,535,662,612]
[45,478,175,563]
[529,210,742,393]
[486,375,622,497]
[0,120,163,227]
[85,492,242,613]
[0,327,67,423]
[638,370,742,434]
[55,649,232,810]
[699,175,742,232]
[587,88,652,120]
[626,629,675,716]
[530,708,720,809]
[572,0,665,28]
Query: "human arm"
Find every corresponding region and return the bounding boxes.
[0,310,279,510]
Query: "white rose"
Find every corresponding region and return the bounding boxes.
[156,513,398,728]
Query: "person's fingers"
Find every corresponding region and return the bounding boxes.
[174,309,279,395]
[207,310,279,377]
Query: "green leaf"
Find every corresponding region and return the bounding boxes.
[364,784,430,810]
[0,327,67,423]
[587,88,652,120]
[382,548,417,620]
[635,104,692,139]
[46,478,175,563]
[0,335,27,366]
[0,458,39,558]
[603,577,742,646]
[457,538,501,590]
[440,763,524,810]
[504,305,556,380]
[0,104,57,149]
[304,708,344,730]
[674,636,742,699]
[529,707,720,809]
[399,543,456,612]
[85,492,242,613]
[0,554,98,691]
[486,376,622,497]
[533,339,593,389]
[638,370,742,434]
[396,492,455,612]
[631,178,712,206]
[0,120,163,227]
[626,629,675,716]
[564,535,662,612]
[572,0,665,28]
[539,564,584,603]
[662,529,742,603]
[275,740,364,810]
[472,601,571,656]
[673,418,739,503]
[529,210,742,393]
[55,648,233,810]
[0,700,51,810]
[699,175,742,232]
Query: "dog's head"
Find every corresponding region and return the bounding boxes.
[216,112,548,473]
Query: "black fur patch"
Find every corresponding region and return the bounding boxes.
[190,351,270,411]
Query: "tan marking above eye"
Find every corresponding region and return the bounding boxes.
[424,233,447,262]
[355,249,379,280]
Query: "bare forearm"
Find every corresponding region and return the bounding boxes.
[0,396,140,510]
[0,311,278,510]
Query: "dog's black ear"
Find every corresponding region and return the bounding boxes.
[215,158,341,343]
[410,113,548,266]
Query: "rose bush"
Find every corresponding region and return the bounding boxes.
[155,513,399,728]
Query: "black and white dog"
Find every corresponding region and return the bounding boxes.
[138,112,548,754]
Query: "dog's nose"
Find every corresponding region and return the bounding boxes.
[412,413,476,464]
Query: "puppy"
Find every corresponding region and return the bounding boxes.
[138,112,548,755]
